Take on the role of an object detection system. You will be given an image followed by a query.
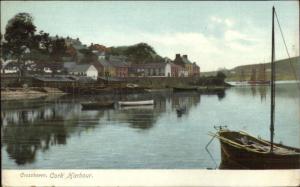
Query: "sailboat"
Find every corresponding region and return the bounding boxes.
[248,64,270,85]
[211,7,300,169]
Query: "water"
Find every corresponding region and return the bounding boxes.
[1,84,299,169]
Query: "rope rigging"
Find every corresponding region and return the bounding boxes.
[274,9,300,90]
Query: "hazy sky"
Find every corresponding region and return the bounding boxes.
[1,1,299,71]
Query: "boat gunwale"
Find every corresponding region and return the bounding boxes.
[209,130,300,155]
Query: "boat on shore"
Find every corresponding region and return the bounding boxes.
[118,100,154,106]
[211,7,300,169]
[81,101,115,110]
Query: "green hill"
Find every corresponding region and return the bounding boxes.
[202,56,300,81]
[109,43,164,64]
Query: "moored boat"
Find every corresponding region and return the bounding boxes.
[211,130,300,169]
[173,87,198,92]
[81,101,115,110]
[118,100,154,106]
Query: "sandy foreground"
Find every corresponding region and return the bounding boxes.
[1,87,67,101]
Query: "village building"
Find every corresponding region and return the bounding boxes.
[67,64,98,80]
[98,59,116,77]
[130,62,171,77]
[170,63,184,77]
[192,62,200,77]
[108,56,129,78]
[173,54,199,77]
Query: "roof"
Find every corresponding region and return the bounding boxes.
[99,59,112,67]
[69,64,95,72]
[63,62,76,70]
[109,56,129,67]
[182,57,192,64]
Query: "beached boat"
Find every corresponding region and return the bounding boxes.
[81,101,114,110]
[211,7,300,169]
[118,100,154,106]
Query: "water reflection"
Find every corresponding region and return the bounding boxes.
[234,85,268,100]
[1,91,204,165]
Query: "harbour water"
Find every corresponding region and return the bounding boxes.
[1,84,299,169]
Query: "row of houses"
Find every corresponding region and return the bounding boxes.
[1,36,200,80]
[63,53,200,80]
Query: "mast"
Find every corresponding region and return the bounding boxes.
[270,6,275,152]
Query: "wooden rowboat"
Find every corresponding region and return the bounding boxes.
[118,100,154,106]
[211,130,300,169]
[81,101,114,110]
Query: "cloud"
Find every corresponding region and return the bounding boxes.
[83,29,268,71]
[210,16,235,28]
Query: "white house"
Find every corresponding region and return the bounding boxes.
[68,64,98,80]
[131,62,172,77]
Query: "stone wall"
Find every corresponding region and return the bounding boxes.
[125,77,201,88]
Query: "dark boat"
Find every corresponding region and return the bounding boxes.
[211,7,300,169]
[212,130,300,169]
[81,101,114,110]
[176,106,187,114]
[173,87,198,92]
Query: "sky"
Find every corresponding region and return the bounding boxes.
[1,1,299,71]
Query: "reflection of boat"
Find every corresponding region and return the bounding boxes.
[173,87,198,92]
[176,106,186,114]
[120,105,154,110]
[212,7,300,169]
[118,100,154,106]
[81,101,114,110]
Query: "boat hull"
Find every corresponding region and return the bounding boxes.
[81,102,114,110]
[220,141,300,169]
[118,100,154,106]
[217,131,300,169]
[173,87,198,92]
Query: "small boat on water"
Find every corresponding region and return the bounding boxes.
[211,7,300,169]
[118,100,154,106]
[176,106,187,114]
[81,101,115,110]
[119,105,154,110]
[173,87,198,92]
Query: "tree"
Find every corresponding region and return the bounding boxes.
[4,13,36,79]
[216,71,226,80]
[79,48,98,63]
[125,43,157,64]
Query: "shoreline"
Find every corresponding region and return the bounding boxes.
[1,85,227,101]
[1,87,67,101]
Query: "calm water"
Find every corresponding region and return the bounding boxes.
[1,84,299,169]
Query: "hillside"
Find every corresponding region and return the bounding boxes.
[202,56,300,81]
[109,43,164,64]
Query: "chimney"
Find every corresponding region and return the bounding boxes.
[183,55,188,59]
[175,54,181,59]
